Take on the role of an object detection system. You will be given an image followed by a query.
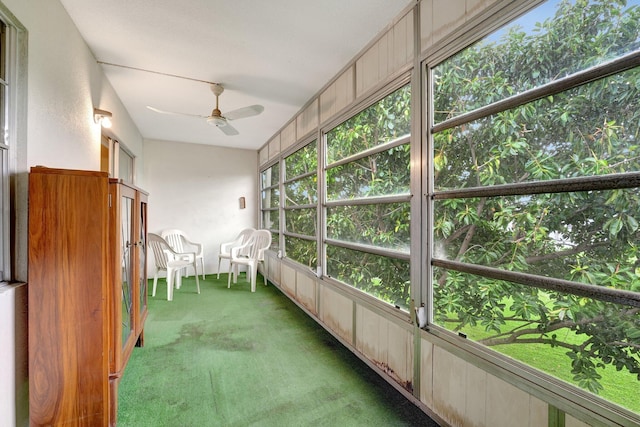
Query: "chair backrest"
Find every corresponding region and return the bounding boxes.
[246,229,272,261]
[161,229,187,253]
[236,228,256,254]
[148,233,171,269]
[238,228,255,243]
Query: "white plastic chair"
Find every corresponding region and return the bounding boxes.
[148,233,200,301]
[228,229,272,292]
[217,227,255,279]
[161,229,206,280]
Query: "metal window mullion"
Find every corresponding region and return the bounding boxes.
[433,49,640,134]
[279,159,284,250]
[325,193,411,207]
[325,134,410,170]
[283,231,316,241]
[284,204,317,210]
[284,170,316,184]
[318,128,327,278]
[433,258,640,308]
[425,64,436,326]
[434,171,640,200]
[325,238,410,261]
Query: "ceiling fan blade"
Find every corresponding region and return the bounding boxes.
[217,122,239,136]
[224,105,264,121]
[146,105,207,119]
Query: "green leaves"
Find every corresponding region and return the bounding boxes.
[431,0,640,401]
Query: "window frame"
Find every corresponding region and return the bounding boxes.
[425,1,640,423]
[283,138,318,268]
[0,10,22,283]
[260,161,281,251]
[322,79,413,310]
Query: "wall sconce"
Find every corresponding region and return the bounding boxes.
[94,108,113,128]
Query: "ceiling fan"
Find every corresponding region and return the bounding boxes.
[147,83,264,136]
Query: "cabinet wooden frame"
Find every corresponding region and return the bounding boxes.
[28,167,149,426]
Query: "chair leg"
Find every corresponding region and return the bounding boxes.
[200,258,206,280]
[217,256,221,279]
[152,271,159,297]
[176,270,183,290]
[227,262,233,288]
[193,262,201,294]
[167,269,174,301]
[250,264,257,293]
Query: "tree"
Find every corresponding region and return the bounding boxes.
[432,0,640,397]
[324,85,412,308]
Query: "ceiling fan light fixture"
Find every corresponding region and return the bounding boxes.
[206,116,227,127]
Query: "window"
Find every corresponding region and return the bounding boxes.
[260,163,280,250]
[325,83,412,309]
[118,144,134,183]
[284,140,317,267]
[430,0,640,412]
[0,19,8,281]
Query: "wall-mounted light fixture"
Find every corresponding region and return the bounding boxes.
[94,108,113,128]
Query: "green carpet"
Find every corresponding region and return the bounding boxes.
[118,273,438,426]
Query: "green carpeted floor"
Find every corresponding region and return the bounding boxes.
[118,273,438,426]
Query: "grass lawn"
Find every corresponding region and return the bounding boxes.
[438,302,640,414]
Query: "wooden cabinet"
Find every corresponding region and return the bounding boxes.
[28,167,148,426]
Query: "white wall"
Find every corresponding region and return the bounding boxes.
[0,284,27,426]
[0,0,145,425]
[143,139,257,277]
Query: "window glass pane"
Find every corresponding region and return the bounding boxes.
[432,268,640,411]
[284,175,317,206]
[261,209,279,231]
[286,141,317,179]
[262,163,280,188]
[327,245,410,309]
[433,0,640,123]
[327,85,410,164]
[285,207,316,237]
[285,235,316,267]
[327,203,410,251]
[434,70,640,191]
[119,146,133,183]
[434,189,640,290]
[0,84,5,145]
[326,145,410,201]
[0,21,7,280]
[0,148,5,279]
[261,164,279,188]
[270,232,280,251]
[261,188,279,208]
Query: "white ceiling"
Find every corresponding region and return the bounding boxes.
[59,0,412,150]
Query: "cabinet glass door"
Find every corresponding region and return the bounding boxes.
[120,194,135,347]
[138,197,148,322]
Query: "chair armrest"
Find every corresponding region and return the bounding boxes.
[220,237,242,253]
[181,236,203,256]
[230,241,251,258]
[164,244,196,262]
